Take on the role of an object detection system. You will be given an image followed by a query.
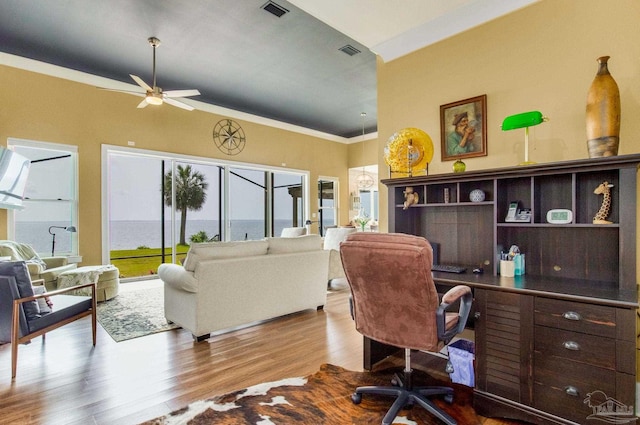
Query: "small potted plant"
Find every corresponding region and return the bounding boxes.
[353,212,370,232]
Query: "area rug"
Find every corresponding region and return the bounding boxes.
[139,363,480,425]
[97,285,178,342]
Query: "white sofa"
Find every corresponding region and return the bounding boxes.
[158,235,329,342]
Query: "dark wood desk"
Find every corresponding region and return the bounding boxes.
[380,155,640,424]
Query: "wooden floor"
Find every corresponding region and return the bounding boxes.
[0,280,524,425]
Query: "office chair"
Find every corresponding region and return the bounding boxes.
[340,232,472,425]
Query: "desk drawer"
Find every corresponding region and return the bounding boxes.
[535,297,616,338]
[533,354,636,424]
[535,326,615,369]
[534,352,615,391]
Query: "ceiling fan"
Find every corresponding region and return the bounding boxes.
[103,37,200,111]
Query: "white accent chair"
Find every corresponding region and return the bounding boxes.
[323,227,356,287]
[280,227,307,237]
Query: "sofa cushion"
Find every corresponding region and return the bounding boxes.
[183,240,269,272]
[0,261,40,320]
[268,234,321,254]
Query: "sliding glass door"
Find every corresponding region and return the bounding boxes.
[105,147,309,280]
[273,172,304,236]
[228,167,266,241]
[166,161,222,246]
[318,179,336,235]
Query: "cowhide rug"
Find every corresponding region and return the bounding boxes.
[140,363,480,425]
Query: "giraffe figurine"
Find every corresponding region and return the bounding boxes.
[593,181,614,224]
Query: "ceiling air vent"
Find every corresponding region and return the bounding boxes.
[262,1,289,17]
[339,45,361,56]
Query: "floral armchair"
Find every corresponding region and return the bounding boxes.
[0,241,76,290]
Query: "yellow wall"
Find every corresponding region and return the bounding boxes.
[377,0,640,231]
[0,65,350,264]
[3,1,640,265]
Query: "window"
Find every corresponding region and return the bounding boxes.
[8,139,78,256]
[359,188,378,221]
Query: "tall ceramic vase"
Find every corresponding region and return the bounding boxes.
[586,56,620,157]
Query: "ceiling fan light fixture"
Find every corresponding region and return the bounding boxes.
[145,94,163,105]
[100,37,199,111]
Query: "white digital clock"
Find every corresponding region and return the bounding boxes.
[546,209,573,224]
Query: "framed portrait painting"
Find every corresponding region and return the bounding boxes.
[440,95,487,161]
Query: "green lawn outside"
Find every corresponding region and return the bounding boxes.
[110,246,189,278]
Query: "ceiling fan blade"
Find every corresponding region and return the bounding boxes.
[130,74,153,92]
[98,87,145,97]
[164,97,194,111]
[136,98,149,109]
[163,89,200,98]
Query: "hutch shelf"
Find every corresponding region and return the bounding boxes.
[381,154,640,424]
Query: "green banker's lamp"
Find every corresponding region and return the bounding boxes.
[501,111,548,165]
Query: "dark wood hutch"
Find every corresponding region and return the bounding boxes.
[380,154,640,424]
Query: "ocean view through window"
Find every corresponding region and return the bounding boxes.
[105,146,310,280]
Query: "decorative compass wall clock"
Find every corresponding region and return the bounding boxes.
[213,119,246,155]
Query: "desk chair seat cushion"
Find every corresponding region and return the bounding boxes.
[0,261,39,321]
[27,295,92,334]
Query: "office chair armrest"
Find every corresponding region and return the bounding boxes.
[436,285,473,344]
[348,295,355,320]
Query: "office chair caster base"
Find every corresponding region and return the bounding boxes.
[351,393,362,404]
